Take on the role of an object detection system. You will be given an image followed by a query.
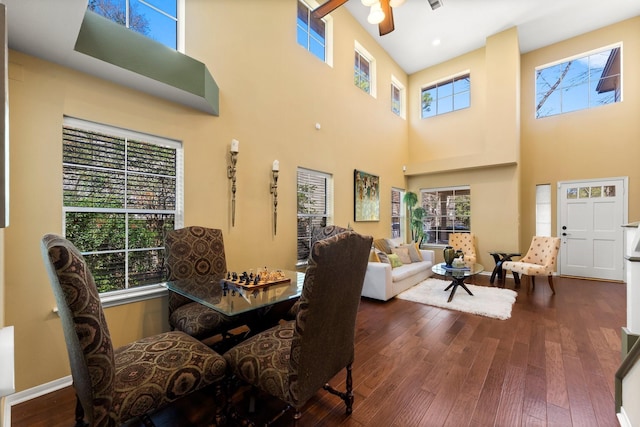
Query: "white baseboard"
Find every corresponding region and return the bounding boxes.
[618,406,632,427]
[2,376,72,427]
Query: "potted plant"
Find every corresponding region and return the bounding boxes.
[403,191,426,245]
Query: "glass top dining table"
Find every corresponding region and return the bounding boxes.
[161,269,305,317]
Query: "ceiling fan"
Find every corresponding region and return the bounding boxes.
[311,0,443,36]
[312,0,396,36]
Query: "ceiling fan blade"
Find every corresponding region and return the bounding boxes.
[378,0,395,35]
[311,0,349,19]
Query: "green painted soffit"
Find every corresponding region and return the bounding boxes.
[75,10,219,115]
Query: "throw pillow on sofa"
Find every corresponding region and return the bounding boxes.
[401,243,423,262]
[387,253,403,268]
[391,247,412,264]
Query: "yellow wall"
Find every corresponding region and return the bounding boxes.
[6,1,408,391]
[406,28,522,262]
[4,0,639,395]
[520,16,640,243]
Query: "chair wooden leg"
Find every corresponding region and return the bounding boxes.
[548,275,556,294]
[323,364,354,415]
[512,272,521,288]
[530,276,535,292]
[74,395,88,427]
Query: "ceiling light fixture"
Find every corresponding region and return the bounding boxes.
[389,0,406,7]
[367,2,385,25]
[361,0,378,6]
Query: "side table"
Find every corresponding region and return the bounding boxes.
[489,252,521,284]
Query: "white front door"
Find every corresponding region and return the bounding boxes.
[558,178,627,281]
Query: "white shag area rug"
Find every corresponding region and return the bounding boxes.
[396,278,518,320]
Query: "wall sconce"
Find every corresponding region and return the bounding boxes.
[270,160,279,235]
[227,139,239,226]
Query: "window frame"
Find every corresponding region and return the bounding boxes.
[354,41,377,97]
[296,167,334,265]
[391,75,406,118]
[420,72,470,119]
[62,117,184,307]
[391,188,405,239]
[296,0,333,66]
[88,0,184,52]
[535,43,622,119]
[420,186,471,246]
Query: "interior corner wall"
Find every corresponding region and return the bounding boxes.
[406,27,521,261]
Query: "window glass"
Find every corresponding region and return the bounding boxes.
[421,73,470,118]
[536,45,621,118]
[355,51,371,93]
[88,0,179,50]
[391,188,404,239]
[421,187,471,245]
[297,1,326,62]
[63,118,182,293]
[297,168,333,263]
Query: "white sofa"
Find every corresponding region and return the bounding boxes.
[362,247,435,301]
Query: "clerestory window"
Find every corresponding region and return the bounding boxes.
[88,0,181,50]
[297,1,328,63]
[535,44,622,118]
[62,117,183,295]
[421,73,470,118]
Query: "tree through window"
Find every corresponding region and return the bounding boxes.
[536,45,621,118]
[63,118,182,293]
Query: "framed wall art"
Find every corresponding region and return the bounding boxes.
[354,169,380,222]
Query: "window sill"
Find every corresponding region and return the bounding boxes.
[52,284,168,314]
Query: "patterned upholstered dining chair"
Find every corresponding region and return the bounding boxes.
[284,224,352,320]
[501,236,561,294]
[448,232,478,265]
[164,226,240,340]
[224,231,373,425]
[41,234,227,427]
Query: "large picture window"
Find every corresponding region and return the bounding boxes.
[297,168,333,263]
[536,44,621,118]
[63,117,183,294]
[421,186,471,245]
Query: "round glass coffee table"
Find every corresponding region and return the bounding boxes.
[431,262,484,302]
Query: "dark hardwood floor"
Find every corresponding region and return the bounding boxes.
[11,275,625,426]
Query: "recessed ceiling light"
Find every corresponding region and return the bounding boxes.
[432,38,441,46]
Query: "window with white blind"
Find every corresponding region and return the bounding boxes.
[297,167,333,264]
[62,117,183,295]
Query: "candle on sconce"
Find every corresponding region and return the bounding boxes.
[272,160,279,171]
[231,139,239,153]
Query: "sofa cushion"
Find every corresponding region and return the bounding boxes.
[391,262,430,282]
[376,250,390,264]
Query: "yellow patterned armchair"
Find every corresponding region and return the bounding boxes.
[501,236,561,293]
[448,232,477,265]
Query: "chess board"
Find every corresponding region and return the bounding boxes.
[222,271,290,290]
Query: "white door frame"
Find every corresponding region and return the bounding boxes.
[557,176,628,281]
